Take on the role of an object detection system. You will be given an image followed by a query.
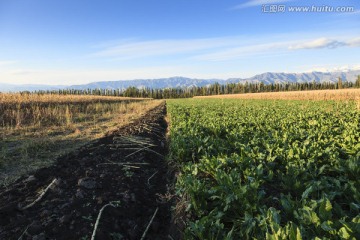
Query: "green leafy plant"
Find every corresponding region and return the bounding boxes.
[167,99,360,239]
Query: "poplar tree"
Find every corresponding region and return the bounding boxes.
[355,75,360,88]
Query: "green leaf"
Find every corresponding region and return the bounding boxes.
[266,232,277,240]
[321,221,334,232]
[192,166,198,176]
[319,198,332,220]
[268,207,281,225]
[288,222,302,240]
[301,185,313,200]
[289,149,294,158]
[280,195,293,213]
[350,203,360,213]
[311,212,321,226]
[338,227,351,239]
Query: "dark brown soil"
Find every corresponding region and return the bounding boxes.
[0,103,177,240]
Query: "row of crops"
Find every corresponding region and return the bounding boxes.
[167,99,360,239]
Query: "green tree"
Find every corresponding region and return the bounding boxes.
[355,75,360,88]
[123,87,138,97]
[337,77,343,89]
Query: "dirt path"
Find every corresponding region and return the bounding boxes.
[0,102,175,240]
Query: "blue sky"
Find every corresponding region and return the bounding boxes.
[0,0,359,85]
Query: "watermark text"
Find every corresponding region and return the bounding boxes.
[262,5,355,13]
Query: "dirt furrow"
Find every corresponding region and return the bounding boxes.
[0,102,175,240]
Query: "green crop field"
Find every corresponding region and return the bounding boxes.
[167,99,360,239]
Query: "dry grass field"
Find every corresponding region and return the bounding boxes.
[0,93,146,104]
[195,88,360,101]
[0,94,148,128]
[0,94,162,185]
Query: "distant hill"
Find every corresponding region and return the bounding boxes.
[228,70,360,85]
[69,77,222,91]
[1,70,360,92]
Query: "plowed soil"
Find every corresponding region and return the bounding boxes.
[0,102,176,240]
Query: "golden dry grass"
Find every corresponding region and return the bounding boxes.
[0,93,148,104]
[195,89,360,101]
[0,94,150,128]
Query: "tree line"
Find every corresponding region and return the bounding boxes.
[27,75,360,99]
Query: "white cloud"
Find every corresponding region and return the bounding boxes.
[193,36,360,61]
[289,37,360,50]
[90,34,360,62]
[92,37,244,60]
[289,38,346,50]
[0,60,17,66]
[233,0,293,9]
[340,10,360,15]
[193,42,290,61]
[347,38,360,47]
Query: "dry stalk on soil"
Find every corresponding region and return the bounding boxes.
[97,162,150,167]
[20,178,57,210]
[91,203,116,240]
[112,136,164,158]
[17,223,33,240]
[140,207,159,240]
[147,171,159,186]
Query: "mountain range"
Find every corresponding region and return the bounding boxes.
[1,70,359,92]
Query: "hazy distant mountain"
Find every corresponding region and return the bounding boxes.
[228,70,360,85]
[1,70,359,92]
[69,77,222,90]
[67,70,360,90]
